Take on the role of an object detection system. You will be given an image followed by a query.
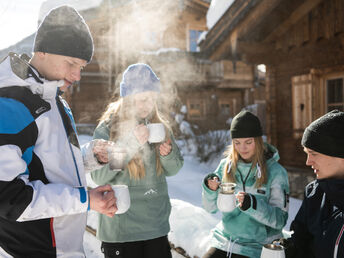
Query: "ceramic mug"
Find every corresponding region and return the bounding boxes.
[217,183,237,212]
[111,185,130,214]
[107,147,126,171]
[146,123,166,143]
[260,244,285,258]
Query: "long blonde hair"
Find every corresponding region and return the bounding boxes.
[223,137,267,188]
[99,95,171,180]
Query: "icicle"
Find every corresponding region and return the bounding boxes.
[226,161,232,174]
[256,163,261,179]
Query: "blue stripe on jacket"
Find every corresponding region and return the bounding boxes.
[0,98,34,134]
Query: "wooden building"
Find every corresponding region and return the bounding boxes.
[68,0,263,133]
[199,0,344,171]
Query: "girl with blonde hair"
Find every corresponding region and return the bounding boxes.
[91,63,183,258]
[202,110,289,258]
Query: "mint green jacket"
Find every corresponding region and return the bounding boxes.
[91,121,183,242]
[202,144,289,258]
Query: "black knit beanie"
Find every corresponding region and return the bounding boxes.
[230,110,263,139]
[301,110,344,158]
[33,5,94,63]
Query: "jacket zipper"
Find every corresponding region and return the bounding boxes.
[55,95,82,186]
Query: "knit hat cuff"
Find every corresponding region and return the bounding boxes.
[120,80,160,97]
[302,128,344,158]
[230,127,263,139]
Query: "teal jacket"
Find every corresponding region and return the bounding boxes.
[202,144,289,258]
[91,120,183,242]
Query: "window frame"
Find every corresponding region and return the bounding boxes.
[324,74,344,112]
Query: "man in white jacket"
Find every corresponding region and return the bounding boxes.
[0,5,116,257]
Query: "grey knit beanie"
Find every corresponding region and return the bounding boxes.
[120,63,160,97]
[33,5,94,63]
[302,110,344,158]
[230,110,263,139]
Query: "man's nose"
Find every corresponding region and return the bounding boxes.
[71,68,81,81]
[305,155,312,166]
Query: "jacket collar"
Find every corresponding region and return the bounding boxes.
[318,178,344,210]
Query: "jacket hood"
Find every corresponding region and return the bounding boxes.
[265,143,280,165]
[0,53,60,100]
[0,54,31,89]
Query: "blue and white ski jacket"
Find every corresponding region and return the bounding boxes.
[0,53,89,258]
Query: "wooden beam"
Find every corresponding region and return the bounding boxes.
[208,0,283,61]
[243,36,344,65]
[237,41,275,55]
[189,0,210,8]
[263,0,324,42]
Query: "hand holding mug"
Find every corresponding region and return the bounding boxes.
[92,139,114,164]
[159,139,172,156]
[207,176,220,191]
[89,184,117,217]
[236,191,246,208]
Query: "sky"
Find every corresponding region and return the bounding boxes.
[0,0,102,50]
[0,0,45,50]
[78,135,302,258]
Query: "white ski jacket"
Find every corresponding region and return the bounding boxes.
[0,53,89,258]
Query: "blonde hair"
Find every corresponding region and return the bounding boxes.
[223,137,267,188]
[99,95,171,180]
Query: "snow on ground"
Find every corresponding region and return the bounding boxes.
[80,135,302,257]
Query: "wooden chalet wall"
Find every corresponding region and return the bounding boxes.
[69,0,211,125]
[200,0,344,169]
[264,0,344,168]
[68,0,262,134]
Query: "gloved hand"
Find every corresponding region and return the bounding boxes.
[82,139,114,173]
[272,238,292,249]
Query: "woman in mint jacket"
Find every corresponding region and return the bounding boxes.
[91,63,183,258]
[202,110,289,258]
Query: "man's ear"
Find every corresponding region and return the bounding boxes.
[36,52,46,59]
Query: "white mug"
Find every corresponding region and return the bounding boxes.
[217,183,236,212]
[217,192,237,212]
[107,147,126,171]
[146,123,166,143]
[111,185,130,214]
[260,244,285,258]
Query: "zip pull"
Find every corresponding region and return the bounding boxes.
[256,163,261,179]
[226,161,232,174]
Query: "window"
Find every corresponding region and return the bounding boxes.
[220,103,230,115]
[187,99,204,119]
[189,30,203,52]
[327,78,344,111]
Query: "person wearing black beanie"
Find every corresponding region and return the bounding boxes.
[277,110,344,258]
[202,110,290,258]
[0,5,117,258]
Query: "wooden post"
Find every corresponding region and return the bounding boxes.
[265,66,277,146]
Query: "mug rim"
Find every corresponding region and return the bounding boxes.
[111,184,128,189]
[263,244,285,250]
